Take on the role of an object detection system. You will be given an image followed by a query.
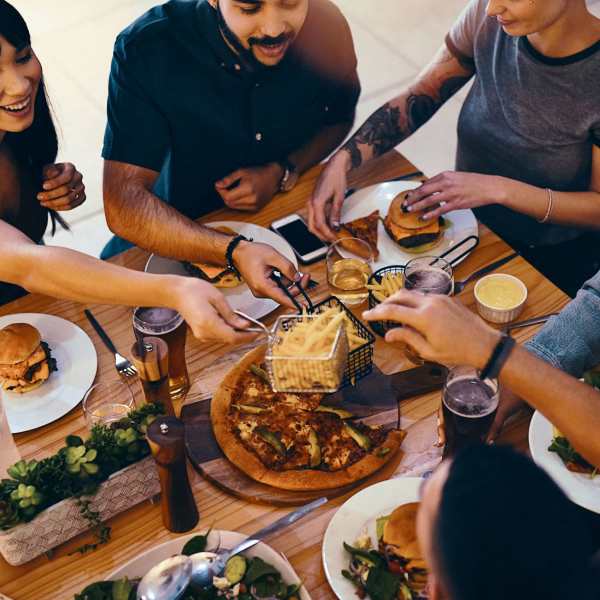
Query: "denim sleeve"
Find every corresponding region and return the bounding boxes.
[525,271,600,377]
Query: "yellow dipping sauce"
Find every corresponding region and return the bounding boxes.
[476,276,525,309]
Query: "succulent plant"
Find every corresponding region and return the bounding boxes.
[65,446,99,477]
[10,483,43,516]
[7,459,38,483]
[114,428,138,447]
[0,500,20,529]
[137,413,158,434]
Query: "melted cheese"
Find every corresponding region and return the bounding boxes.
[385,218,440,241]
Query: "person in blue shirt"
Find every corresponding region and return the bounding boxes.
[101,0,360,297]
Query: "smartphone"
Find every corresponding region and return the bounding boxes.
[271,214,328,264]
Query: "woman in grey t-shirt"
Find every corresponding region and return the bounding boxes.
[310,0,600,297]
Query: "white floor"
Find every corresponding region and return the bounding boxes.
[8,0,600,256]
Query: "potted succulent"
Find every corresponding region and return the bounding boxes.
[0,403,163,566]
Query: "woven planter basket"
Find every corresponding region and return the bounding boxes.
[0,456,160,566]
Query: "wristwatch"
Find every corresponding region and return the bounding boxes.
[278,158,299,193]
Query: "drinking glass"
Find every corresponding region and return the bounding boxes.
[403,256,454,363]
[326,238,373,306]
[82,381,135,429]
[133,307,189,404]
[442,366,499,458]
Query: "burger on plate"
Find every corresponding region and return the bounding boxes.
[384,191,444,253]
[382,502,428,591]
[0,323,57,393]
[182,226,244,289]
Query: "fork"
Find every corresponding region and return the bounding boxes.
[84,309,137,378]
[453,252,518,294]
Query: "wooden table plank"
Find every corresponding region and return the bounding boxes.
[0,151,570,599]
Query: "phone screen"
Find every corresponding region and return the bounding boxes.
[275,219,326,256]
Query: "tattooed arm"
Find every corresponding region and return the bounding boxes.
[308,44,475,240]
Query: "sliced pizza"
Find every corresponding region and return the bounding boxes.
[211,346,405,491]
[337,210,380,259]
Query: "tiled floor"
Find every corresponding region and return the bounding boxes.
[8,0,599,256]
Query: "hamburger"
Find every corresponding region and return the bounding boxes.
[382,502,428,590]
[182,226,244,288]
[0,323,57,393]
[384,191,444,253]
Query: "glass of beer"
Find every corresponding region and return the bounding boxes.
[327,238,373,306]
[442,366,499,458]
[83,381,135,429]
[133,307,189,405]
[403,256,454,363]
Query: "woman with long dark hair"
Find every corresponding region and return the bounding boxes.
[0,0,86,303]
[0,1,257,344]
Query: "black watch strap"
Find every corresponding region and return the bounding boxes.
[225,235,251,277]
[480,334,516,381]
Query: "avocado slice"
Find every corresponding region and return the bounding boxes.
[315,405,354,419]
[308,428,321,468]
[232,404,269,415]
[256,426,286,456]
[343,422,372,451]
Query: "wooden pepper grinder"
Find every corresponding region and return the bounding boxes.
[131,337,175,416]
[147,416,199,533]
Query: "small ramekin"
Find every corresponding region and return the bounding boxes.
[474,274,528,324]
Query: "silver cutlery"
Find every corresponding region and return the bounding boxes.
[502,313,558,334]
[84,309,137,378]
[453,252,519,294]
[137,497,328,599]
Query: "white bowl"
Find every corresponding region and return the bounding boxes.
[474,274,528,324]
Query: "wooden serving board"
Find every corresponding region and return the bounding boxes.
[181,362,445,506]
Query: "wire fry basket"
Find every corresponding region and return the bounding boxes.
[367,265,405,337]
[266,314,349,393]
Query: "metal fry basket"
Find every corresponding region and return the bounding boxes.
[367,265,405,337]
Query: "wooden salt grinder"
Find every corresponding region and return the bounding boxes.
[131,337,175,416]
[147,416,199,533]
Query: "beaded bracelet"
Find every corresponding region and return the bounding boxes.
[225,235,252,277]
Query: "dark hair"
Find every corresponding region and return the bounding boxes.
[0,0,66,235]
[435,444,598,600]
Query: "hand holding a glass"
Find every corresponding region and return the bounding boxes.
[362,290,501,369]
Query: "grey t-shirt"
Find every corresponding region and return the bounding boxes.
[447,0,600,247]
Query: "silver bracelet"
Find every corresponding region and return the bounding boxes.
[538,188,554,224]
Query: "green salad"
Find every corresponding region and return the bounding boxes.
[74,530,302,600]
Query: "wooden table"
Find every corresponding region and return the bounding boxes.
[0,151,570,599]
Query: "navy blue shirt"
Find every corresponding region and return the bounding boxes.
[102,0,360,220]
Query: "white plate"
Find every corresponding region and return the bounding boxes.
[322,477,423,600]
[529,410,600,514]
[0,313,97,433]
[109,529,311,600]
[145,221,298,321]
[340,182,479,269]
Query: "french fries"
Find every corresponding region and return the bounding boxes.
[367,271,404,302]
[267,306,367,392]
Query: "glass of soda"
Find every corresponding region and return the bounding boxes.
[133,307,190,405]
[403,256,453,363]
[442,366,499,458]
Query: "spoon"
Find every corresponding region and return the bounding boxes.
[136,555,193,600]
[189,497,327,589]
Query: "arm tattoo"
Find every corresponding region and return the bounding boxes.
[344,71,472,168]
[343,103,406,169]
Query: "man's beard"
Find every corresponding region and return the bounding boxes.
[215,1,291,71]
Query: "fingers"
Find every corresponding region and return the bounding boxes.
[486,409,506,444]
[311,196,336,242]
[421,199,453,221]
[329,186,346,231]
[384,326,430,357]
[363,300,421,329]
[41,162,75,191]
[215,170,244,189]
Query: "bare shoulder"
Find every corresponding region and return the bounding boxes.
[0,145,21,219]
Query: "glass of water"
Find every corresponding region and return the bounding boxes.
[82,381,135,429]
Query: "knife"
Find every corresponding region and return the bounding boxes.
[503,313,558,334]
[222,497,328,557]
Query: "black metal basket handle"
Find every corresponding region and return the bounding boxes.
[436,234,480,267]
[270,271,314,314]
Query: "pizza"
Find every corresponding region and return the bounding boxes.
[337,210,380,259]
[211,346,405,490]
